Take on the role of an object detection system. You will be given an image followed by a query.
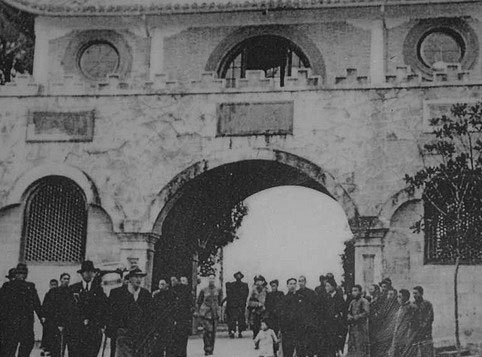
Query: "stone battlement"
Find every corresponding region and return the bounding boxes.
[0,64,479,97]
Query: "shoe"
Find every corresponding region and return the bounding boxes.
[238,332,243,338]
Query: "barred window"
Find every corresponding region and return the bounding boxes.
[22,176,87,263]
[219,35,310,87]
[424,180,482,264]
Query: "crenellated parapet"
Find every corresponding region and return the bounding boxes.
[0,64,481,97]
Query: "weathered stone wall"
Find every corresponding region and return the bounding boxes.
[1,80,482,346]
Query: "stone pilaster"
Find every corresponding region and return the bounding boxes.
[352,216,388,291]
[33,17,50,86]
[118,232,160,290]
[149,27,185,80]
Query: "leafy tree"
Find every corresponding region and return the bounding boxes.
[404,102,482,355]
[0,3,34,84]
[197,201,249,276]
[341,237,355,292]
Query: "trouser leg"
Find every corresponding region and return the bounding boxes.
[237,307,247,332]
[282,333,296,357]
[227,308,236,332]
[1,327,20,357]
[17,324,35,357]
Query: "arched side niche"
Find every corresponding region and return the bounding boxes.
[205,26,326,83]
[6,164,124,232]
[382,199,423,288]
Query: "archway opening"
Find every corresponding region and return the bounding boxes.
[152,159,353,292]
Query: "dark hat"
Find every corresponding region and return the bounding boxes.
[269,279,279,286]
[15,263,28,274]
[125,266,147,279]
[77,260,96,274]
[234,271,244,279]
[5,268,16,279]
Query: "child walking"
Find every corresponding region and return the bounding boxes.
[254,320,279,357]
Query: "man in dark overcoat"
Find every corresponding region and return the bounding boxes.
[106,271,128,357]
[109,267,152,357]
[225,271,249,338]
[0,263,43,357]
[322,277,347,357]
[148,279,175,357]
[265,279,284,336]
[278,278,299,357]
[296,275,319,357]
[69,260,108,357]
[167,276,193,357]
[41,272,74,357]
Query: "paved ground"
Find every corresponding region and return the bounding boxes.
[31,331,260,357]
[187,332,259,357]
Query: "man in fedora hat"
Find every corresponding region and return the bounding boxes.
[109,266,152,357]
[0,263,42,357]
[225,271,249,338]
[68,260,108,357]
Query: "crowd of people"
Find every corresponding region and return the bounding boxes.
[223,273,434,357]
[0,261,435,357]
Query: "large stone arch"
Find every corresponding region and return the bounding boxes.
[205,25,326,82]
[148,148,358,235]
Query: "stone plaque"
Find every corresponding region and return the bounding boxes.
[423,98,478,132]
[217,101,293,136]
[27,110,95,142]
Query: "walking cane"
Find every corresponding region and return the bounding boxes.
[58,326,65,357]
[101,331,108,357]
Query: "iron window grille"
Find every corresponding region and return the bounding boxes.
[22,176,88,264]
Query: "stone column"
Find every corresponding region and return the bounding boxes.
[33,17,50,86]
[370,19,386,85]
[149,27,184,80]
[118,232,160,290]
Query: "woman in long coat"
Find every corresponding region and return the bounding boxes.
[346,285,370,357]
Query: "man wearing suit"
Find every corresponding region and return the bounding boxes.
[0,263,43,357]
[225,271,249,338]
[111,266,152,357]
[109,266,152,357]
[106,272,128,357]
[69,261,108,357]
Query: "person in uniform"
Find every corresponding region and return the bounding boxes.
[109,267,152,357]
[389,289,418,357]
[197,274,222,356]
[167,276,192,357]
[0,263,43,357]
[296,275,319,357]
[346,285,370,357]
[69,260,108,357]
[412,286,434,357]
[265,279,284,336]
[323,277,347,357]
[314,275,327,297]
[225,271,249,338]
[278,278,299,357]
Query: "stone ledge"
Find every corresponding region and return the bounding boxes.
[1,65,482,97]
